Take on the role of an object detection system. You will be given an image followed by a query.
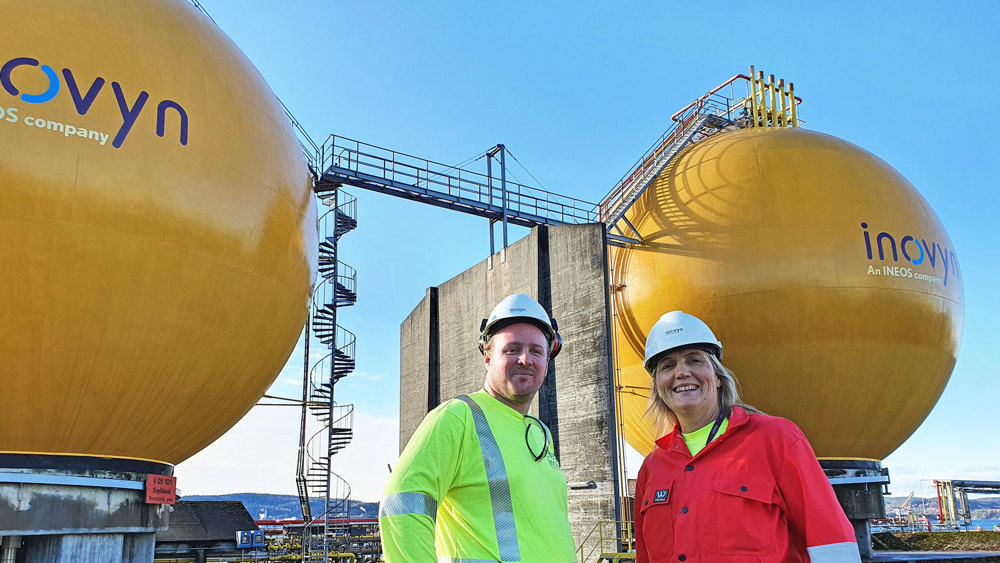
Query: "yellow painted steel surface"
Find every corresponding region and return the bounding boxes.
[0,1,317,464]
[612,127,962,460]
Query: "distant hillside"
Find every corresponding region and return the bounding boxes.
[885,496,1000,512]
[183,493,998,522]
[182,493,378,521]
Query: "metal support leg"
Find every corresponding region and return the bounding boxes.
[500,145,508,248]
[851,519,873,561]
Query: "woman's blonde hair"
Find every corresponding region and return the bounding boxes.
[643,351,759,436]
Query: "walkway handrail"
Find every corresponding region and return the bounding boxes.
[576,519,634,563]
[318,135,601,226]
[672,72,803,123]
[598,67,805,229]
[596,111,708,228]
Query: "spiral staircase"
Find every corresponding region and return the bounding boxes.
[296,185,358,560]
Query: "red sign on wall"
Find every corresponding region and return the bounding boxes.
[146,474,177,504]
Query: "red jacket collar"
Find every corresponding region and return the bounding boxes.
[654,405,753,450]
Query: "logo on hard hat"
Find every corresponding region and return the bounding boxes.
[0,56,188,149]
[664,328,683,336]
[510,307,526,312]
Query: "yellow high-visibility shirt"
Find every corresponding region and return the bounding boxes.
[681,416,729,457]
[380,390,577,562]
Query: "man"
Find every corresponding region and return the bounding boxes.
[379,293,577,562]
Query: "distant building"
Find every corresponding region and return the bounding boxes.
[154,501,258,563]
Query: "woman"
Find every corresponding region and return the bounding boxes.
[634,311,861,563]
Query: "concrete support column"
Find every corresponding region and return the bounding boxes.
[1,535,22,563]
[122,533,155,563]
[849,519,873,561]
[14,528,159,563]
[821,460,888,563]
[21,533,156,563]
[21,532,153,563]
[24,533,124,563]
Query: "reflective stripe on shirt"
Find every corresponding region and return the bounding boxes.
[439,558,501,563]
[379,491,438,521]
[456,394,521,562]
[807,541,862,563]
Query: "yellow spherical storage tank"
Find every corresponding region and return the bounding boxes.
[613,126,962,461]
[0,1,316,465]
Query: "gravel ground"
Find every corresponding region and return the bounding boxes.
[874,531,1000,552]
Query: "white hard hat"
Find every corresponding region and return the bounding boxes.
[643,311,722,374]
[479,293,562,359]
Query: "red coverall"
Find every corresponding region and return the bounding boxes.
[634,406,860,563]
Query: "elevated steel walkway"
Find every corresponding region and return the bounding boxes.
[309,67,801,249]
[315,138,642,245]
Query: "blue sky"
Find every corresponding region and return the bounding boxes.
[177,1,1000,502]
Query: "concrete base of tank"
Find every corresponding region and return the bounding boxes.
[823,460,889,560]
[0,455,171,563]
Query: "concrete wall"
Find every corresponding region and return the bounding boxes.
[21,533,155,563]
[399,288,434,441]
[398,223,619,549]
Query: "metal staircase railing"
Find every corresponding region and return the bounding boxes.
[308,328,356,401]
[297,186,359,562]
[576,519,636,563]
[597,67,803,243]
[187,1,320,170]
[313,261,357,309]
[316,258,357,303]
[312,283,358,347]
[305,405,355,494]
[306,353,334,423]
[299,417,355,558]
[597,103,733,242]
[188,4,342,528]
